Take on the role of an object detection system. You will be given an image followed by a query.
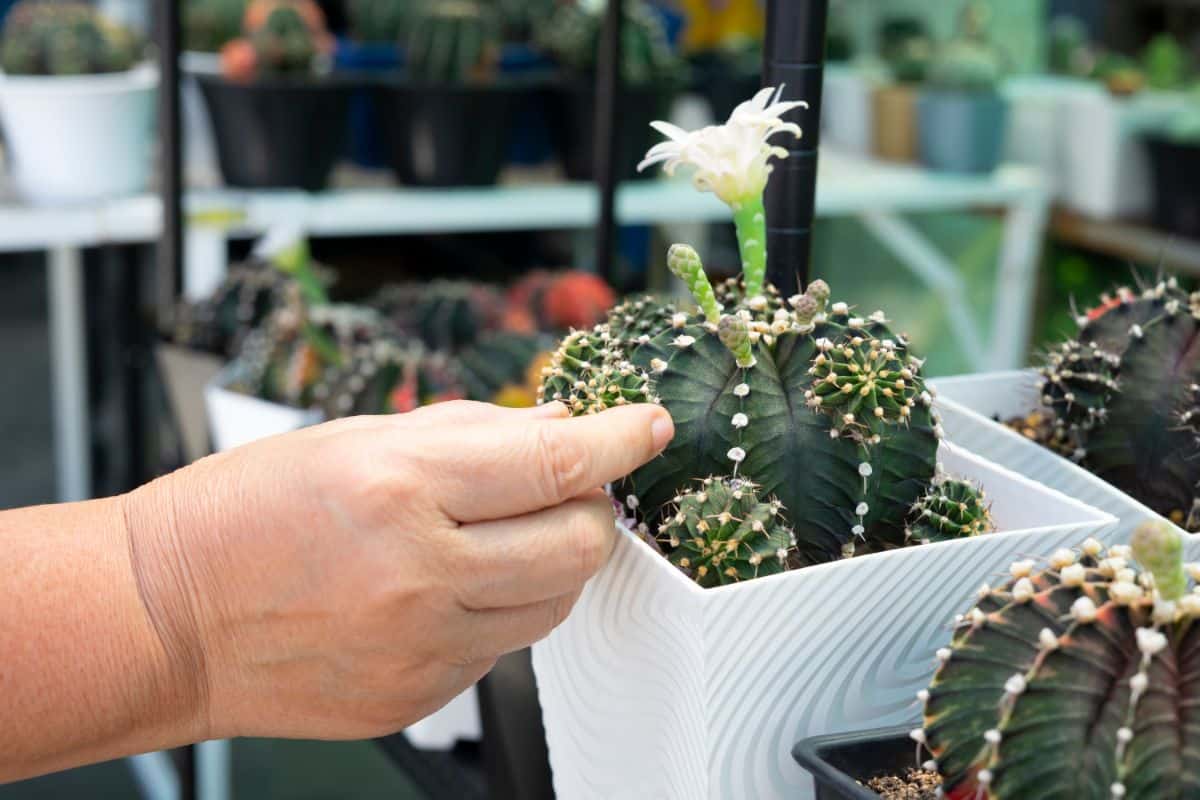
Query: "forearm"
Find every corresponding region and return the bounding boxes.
[0,493,203,782]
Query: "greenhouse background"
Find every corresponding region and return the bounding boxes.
[2,0,1199,798]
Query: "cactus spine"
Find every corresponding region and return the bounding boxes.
[1033,278,1200,530]
[918,522,1200,799]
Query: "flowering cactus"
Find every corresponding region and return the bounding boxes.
[917,521,1200,799]
[540,87,990,581]
[1032,278,1200,531]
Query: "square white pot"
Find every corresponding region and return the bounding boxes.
[931,369,1187,541]
[204,363,324,453]
[532,441,1117,799]
[822,65,875,156]
[1061,89,1186,220]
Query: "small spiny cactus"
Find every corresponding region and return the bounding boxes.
[917,521,1200,800]
[905,478,993,545]
[655,477,796,588]
[1,2,140,76]
[538,327,654,415]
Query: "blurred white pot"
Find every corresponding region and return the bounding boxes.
[0,63,157,204]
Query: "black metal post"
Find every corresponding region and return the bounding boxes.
[762,0,829,296]
[593,0,624,287]
[156,0,184,331]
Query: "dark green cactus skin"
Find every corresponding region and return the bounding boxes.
[455,331,546,402]
[607,294,680,351]
[1,2,140,76]
[372,280,504,353]
[535,0,682,84]
[539,327,654,415]
[1040,339,1120,435]
[1038,279,1200,530]
[920,534,1200,800]
[655,477,796,588]
[906,478,993,544]
[346,0,410,44]
[313,340,462,417]
[252,5,319,76]
[184,0,247,53]
[621,304,939,564]
[407,0,500,84]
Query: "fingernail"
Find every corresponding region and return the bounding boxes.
[528,402,569,419]
[650,410,675,451]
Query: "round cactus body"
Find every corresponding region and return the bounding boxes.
[1,2,140,76]
[538,327,654,415]
[408,0,500,84]
[920,522,1200,800]
[906,478,993,544]
[607,294,680,351]
[655,477,796,588]
[1035,278,1200,530]
[185,0,248,53]
[455,331,547,403]
[346,0,410,44]
[373,280,505,353]
[541,272,617,331]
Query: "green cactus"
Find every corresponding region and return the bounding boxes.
[927,40,1003,92]
[1143,34,1190,91]
[372,280,505,353]
[534,0,683,85]
[455,331,547,402]
[172,264,296,358]
[346,0,411,45]
[918,521,1200,800]
[1,1,140,76]
[1032,278,1200,530]
[407,0,500,84]
[251,4,321,76]
[184,0,248,53]
[606,294,680,351]
[538,327,655,415]
[654,477,796,588]
[313,339,465,417]
[906,478,993,545]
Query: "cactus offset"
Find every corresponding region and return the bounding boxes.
[655,477,796,588]
[906,478,993,545]
[918,521,1200,800]
[1,2,140,76]
[538,327,654,415]
[1030,278,1200,530]
[606,294,680,351]
[407,0,500,84]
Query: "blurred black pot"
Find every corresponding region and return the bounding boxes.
[547,79,674,182]
[198,74,354,191]
[1146,136,1200,240]
[377,80,524,187]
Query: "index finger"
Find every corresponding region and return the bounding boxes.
[424,403,674,523]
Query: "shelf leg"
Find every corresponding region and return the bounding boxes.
[48,245,91,503]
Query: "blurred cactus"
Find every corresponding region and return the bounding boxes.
[346,0,411,45]
[407,0,501,84]
[220,0,332,80]
[372,280,505,353]
[184,0,247,53]
[506,270,618,333]
[1143,33,1190,91]
[1,1,141,76]
[535,0,683,84]
[927,40,1002,92]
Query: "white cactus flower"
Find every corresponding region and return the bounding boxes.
[637,86,807,206]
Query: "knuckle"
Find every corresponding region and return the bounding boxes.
[535,425,590,504]
[565,507,610,584]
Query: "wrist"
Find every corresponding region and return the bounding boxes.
[121,474,216,742]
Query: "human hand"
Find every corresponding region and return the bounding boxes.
[123,400,673,742]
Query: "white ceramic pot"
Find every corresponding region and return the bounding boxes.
[204,363,324,453]
[532,441,1117,799]
[0,63,157,204]
[1002,76,1098,200]
[181,51,223,188]
[822,65,875,156]
[932,369,1188,541]
[1061,89,1187,220]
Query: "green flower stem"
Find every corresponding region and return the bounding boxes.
[275,238,328,307]
[1132,521,1187,602]
[667,244,721,324]
[733,197,767,299]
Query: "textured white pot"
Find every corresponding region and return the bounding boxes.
[931,369,1187,541]
[204,363,324,453]
[0,63,157,204]
[822,65,875,156]
[532,441,1117,800]
[1060,89,1186,220]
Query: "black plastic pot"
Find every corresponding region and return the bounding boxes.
[1147,136,1200,240]
[198,74,354,191]
[793,726,916,800]
[547,79,674,182]
[377,80,523,187]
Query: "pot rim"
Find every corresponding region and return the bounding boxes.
[0,61,158,93]
[195,71,361,91]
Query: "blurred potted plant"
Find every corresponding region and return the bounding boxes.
[536,0,685,181]
[198,0,350,190]
[873,16,931,162]
[1146,98,1200,239]
[377,0,526,186]
[917,39,1006,174]
[1143,33,1190,93]
[182,0,246,185]
[0,1,154,204]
